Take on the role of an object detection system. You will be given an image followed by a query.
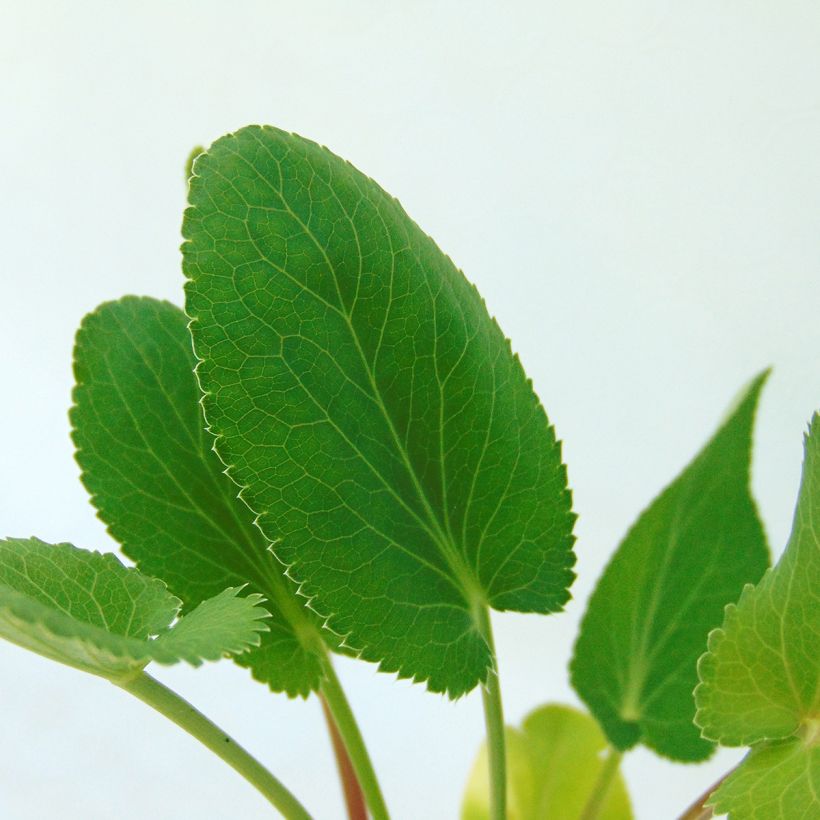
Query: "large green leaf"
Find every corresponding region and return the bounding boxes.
[0,537,268,680]
[71,297,326,696]
[182,125,576,695]
[570,374,770,760]
[461,704,632,820]
[694,415,820,819]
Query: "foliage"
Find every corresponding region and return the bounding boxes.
[1,123,815,819]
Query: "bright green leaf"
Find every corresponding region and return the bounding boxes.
[153,586,271,665]
[570,374,770,760]
[71,296,327,696]
[708,740,820,820]
[0,538,268,680]
[693,415,820,819]
[182,125,576,695]
[462,704,632,820]
[696,414,820,746]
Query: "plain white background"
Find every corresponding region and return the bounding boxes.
[1,2,819,818]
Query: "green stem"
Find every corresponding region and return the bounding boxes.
[579,747,623,820]
[118,671,312,820]
[320,692,368,820]
[476,605,506,820]
[318,653,390,820]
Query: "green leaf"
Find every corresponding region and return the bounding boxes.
[709,740,820,820]
[461,704,632,820]
[696,414,820,746]
[570,373,770,760]
[693,415,820,819]
[182,124,576,695]
[71,296,327,696]
[0,537,268,680]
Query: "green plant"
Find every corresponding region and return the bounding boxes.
[3,124,817,819]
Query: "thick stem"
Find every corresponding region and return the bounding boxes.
[320,692,368,820]
[676,764,739,820]
[579,747,623,820]
[475,605,506,820]
[318,654,390,820]
[118,671,312,820]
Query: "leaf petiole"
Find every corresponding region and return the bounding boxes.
[318,652,390,820]
[320,692,367,820]
[475,605,507,820]
[578,747,623,820]
[118,671,312,820]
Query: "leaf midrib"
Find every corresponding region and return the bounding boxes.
[219,131,483,606]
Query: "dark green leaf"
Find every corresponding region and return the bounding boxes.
[570,374,770,760]
[71,296,325,696]
[183,125,575,695]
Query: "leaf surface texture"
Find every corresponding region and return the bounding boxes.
[183,125,576,694]
[71,297,326,695]
[0,538,268,680]
[694,414,820,818]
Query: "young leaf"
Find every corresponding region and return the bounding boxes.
[183,124,576,695]
[694,415,820,819]
[0,537,268,680]
[461,704,632,820]
[570,374,770,760]
[71,296,326,696]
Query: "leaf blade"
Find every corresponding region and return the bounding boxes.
[695,414,820,746]
[461,704,632,820]
[570,374,770,760]
[183,125,575,695]
[708,740,820,820]
[0,538,268,679]
[71,296,325,696]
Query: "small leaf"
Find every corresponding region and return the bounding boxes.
[183,124,576,695]
[693,415,820,819]
[71,296,326,696]
[461,704,632,820]
[0,538,268,680]
[153,586,270,665]
[570,374,770,760]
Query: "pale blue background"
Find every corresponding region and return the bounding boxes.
[1,2,819,818]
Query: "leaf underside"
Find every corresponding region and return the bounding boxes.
[71,297,326,696]
[183,124,576,695]
[570,374,770,760]
[695,415,820,819]
[462,703,632,820]
[0,538,268,680]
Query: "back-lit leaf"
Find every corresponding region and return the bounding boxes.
[0,537,268,680]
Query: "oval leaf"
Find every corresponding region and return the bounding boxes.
[71,296,326,696]
[0,538,269,680]
[462,704,632,820]
[183,125,575,695]
[570,373,770,760]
